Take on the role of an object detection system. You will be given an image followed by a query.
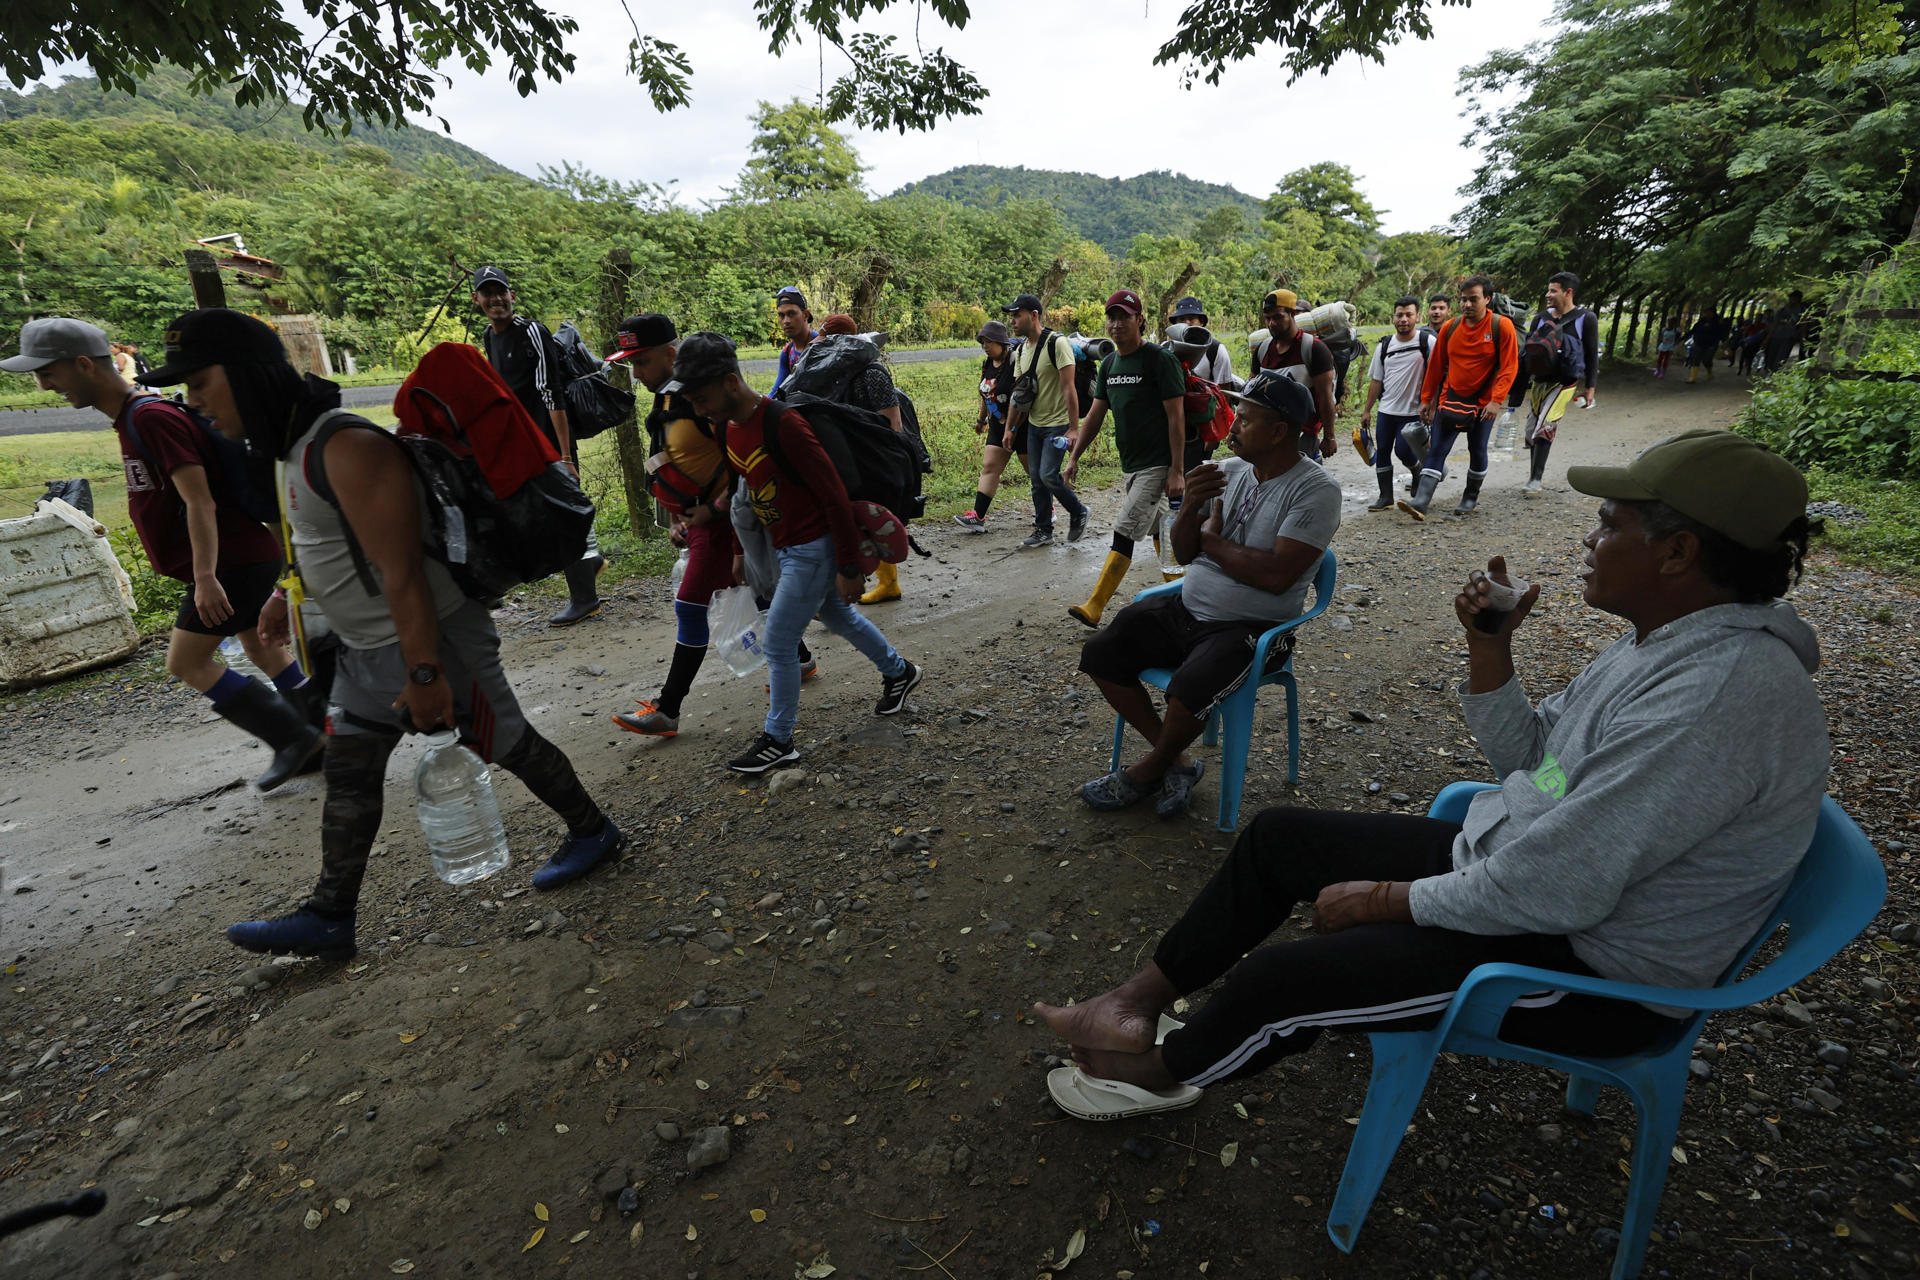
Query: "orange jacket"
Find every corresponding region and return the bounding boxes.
[1421,312,1518,412]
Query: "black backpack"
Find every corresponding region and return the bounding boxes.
[762,392,928,539]
[1376,330,1433,366]
[894,388,933,474]
[1522,313,1583,385]
[303,408,595,603]
[551,321,635,442]
[121,392,280,527]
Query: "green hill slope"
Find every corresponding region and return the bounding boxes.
[894,165,1264,253]
[0,67,518,178]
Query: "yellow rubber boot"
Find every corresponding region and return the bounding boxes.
[859,561,901,605]
[1068,551,1130,628]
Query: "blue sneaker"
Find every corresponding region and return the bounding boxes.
[226,909,356,960]
[1155,759,1206,819]
[1079,769,1151,812]
[531,819,627,891]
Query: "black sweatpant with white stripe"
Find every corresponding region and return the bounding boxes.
[1154,807,1681,1087]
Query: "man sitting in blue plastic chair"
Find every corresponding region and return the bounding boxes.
[1076,371,1342,819]
[1037,429,1828,1118]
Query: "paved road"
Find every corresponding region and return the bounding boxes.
[0,346,981,438]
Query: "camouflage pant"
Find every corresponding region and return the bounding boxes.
[305,726,604,918]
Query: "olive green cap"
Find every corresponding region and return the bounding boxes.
[1566,428,1807,550]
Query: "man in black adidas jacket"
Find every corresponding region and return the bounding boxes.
[471,264,604,626]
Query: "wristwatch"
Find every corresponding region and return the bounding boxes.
[409,662,444,686]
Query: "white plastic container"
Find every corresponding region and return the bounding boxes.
[415,731,510,884]
[0,501,141,690]
[1295,301,1358,341]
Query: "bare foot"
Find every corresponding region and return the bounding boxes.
[1033,989,1159,1055]
[1070,1044,1178,1090]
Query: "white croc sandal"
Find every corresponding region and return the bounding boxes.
[1047,1067,1203,1121]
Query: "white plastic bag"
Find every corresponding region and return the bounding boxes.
[709,585,769,676]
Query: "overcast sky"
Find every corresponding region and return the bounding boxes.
[385,0,1557,236]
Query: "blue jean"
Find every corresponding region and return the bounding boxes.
[1423,406,1492,476]
[763,535,905,740]
[1029,431,1087,530]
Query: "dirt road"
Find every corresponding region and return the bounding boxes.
[3,368,1915,1279]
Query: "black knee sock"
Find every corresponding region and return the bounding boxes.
[975,489,993,518]
[1530,439,1552,481]
[498,728,604,838]
[306,732,401,919]
[1112,533,1136,559]
[656,642,706,719]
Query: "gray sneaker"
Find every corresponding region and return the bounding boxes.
[1080,768,1150,812]
[1067,512,1088,542]
[1154,759,1206,819]
[1020,529,1055,548]
[1522,477,1544,496]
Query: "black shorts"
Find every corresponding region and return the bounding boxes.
[985,416,1011,451]
[173,558,283,637]
[1079,592,1291,717]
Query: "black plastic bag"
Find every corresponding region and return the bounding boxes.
[40,478,94,516]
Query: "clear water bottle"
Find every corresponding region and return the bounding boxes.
[1158,498,1185,579]
[1493,409,1520,460]
[415,731,510,885]
[1049,434,1071,451]
[669,549,689,593]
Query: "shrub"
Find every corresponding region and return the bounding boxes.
[1739,364,1920,480]
[108,525,186,633]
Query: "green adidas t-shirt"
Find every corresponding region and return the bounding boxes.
[1093,343,1187,472]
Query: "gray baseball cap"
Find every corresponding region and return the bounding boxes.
[2,317,112,372]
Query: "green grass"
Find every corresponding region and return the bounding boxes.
[1802,468,1920,579]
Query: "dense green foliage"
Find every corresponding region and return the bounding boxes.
[1461,0,1920,301]
[896,165,1266,255]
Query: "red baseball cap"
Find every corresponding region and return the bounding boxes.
[1104,289,1144,317]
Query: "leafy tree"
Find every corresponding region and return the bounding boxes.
[1266,162,1383,233]
[730,100,868,203]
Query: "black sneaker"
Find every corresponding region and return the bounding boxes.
[1067,513,1088,543]
[875,660,923,716]
[1020,529,1054,549]
[727,732,799,775]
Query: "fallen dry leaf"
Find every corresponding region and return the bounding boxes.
[524,1227,545,1252]
[569,1230,590,1244]
[534,1203,549,1222]
[1220,1142,1239,1168]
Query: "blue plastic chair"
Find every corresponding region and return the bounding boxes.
[1326,782,1889,1280]
[1107,550,1336,832]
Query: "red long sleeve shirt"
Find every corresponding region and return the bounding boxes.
[725,397,860,567]
[1421,312,1519,413]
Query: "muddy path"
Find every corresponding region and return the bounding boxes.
[3,369,1916,1280]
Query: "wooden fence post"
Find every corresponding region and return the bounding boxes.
[184,249,227,309]
[596,248,651,538]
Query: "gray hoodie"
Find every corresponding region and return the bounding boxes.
[1408,602,1829,1007]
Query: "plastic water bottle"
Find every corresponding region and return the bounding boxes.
[669,549,689,593]
[415,731,510,885]
[1158,498,1185,579]
[1049,434,1071,451]
[1493,409,1520,460]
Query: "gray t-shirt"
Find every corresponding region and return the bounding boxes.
[1180,456,1341,624]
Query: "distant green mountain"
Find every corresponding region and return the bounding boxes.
[894,165,1265,253]
[0,68,518,178]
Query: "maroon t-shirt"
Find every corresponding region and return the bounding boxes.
[115,394,281,581]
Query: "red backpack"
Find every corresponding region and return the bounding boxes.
[1179,367,1237,445]
[306,343,595,600]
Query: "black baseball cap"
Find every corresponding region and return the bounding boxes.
[137,309,288,386]
[1222,370,1314,426]
[607,313,677,363]
[672,331,741,389]
[1171,296,1207,320]
[774,286,809,310]
[472,265,511,290]
[1003,293,1043,314]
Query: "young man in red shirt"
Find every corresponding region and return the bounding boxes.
[674,332,923,774]
[6,317,320,790]
[1402,275,1519,519]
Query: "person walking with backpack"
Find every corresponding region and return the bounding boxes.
[1004,292,1089,548]
[1357,296,1432,510]
[471,265,604,627]
[1248,289,1339,461]
[1062,290,1188,627]
[1546,271,1602,409]
[1401,275,1518,519]
[674,333,924,775]
[954,319,1023,533]
[135,309,625,957]
[6,318,321,792]
[770,286,817,392]
[1168,297,1237,387]
[1509,273,1591,496]
[602,313,743,739]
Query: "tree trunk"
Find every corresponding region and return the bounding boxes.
[596,248,651,538]
[1622,295,1643,360]
[1156,262,1201,332]
[849,253,891,333]
[1037,257,1069,310]
[1605,294,1624,365]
